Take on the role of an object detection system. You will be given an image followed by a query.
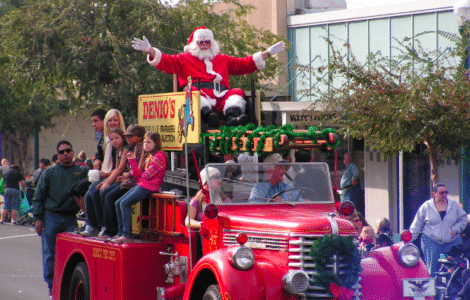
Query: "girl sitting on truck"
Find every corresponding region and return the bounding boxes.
[186,166,230,260]
[185,167,231,230]
[111,132,167,244]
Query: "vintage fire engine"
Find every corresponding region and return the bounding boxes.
[52,90,435,300]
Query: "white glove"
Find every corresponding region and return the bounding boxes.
[267,41,286,56]
[132,36,152,53]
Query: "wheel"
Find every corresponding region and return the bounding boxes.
[202,284,221,300]
[446,266,465,298]
[68,262,90,300]
[268,187,319,202]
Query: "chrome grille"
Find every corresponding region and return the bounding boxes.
[223,231,288,250]
[289,235,361,299]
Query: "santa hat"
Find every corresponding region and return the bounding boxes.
[187,26,214,45]
[200,166,220,186]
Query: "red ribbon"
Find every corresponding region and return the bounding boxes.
[329,283,355,300]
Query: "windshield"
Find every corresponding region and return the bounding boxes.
[202,162,334,205]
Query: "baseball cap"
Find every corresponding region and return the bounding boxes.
[123,124,145,137]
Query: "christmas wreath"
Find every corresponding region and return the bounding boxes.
[201,124,340,156]
[310,235,361,300]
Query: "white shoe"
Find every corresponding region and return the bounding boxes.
[80,226,99,237]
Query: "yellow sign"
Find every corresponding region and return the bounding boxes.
[138,91,201,151]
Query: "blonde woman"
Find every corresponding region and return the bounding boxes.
[100,109,126,177]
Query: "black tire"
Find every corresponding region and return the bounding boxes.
[202,284,221,300]
[68,262,90,300]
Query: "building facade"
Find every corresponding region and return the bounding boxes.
[286,0,463,232]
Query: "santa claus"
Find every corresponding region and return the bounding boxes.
[132,27,285,127]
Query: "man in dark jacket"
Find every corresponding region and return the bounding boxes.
[32,141,88,298]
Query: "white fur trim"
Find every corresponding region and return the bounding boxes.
[223,95,246,115]
[193,29,214,42]
[253,51,265,70]
[200,95,215,109]
[203,58,227,98]
[204,59,223,82]
[147,47,162,66]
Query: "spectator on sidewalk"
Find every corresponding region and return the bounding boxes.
[32,141,89,298]
[409,183,467,277]
[33,158,51,187]
[340,153,364,214]
[0,158,10,175]
[1,164,25,225]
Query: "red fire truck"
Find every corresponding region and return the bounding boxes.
[52,90,435,300]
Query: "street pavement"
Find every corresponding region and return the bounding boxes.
[0,222,49,300]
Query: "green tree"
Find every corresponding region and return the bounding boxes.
[0,0,284,131]
[306,33,470,185]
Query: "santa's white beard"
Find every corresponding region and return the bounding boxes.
[187,41,220,61]
[193,49,217,61]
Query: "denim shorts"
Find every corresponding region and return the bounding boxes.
[3,188,21,211]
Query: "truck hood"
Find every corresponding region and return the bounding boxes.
[217,204,357,235]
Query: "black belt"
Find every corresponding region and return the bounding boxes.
[194,82,228,93]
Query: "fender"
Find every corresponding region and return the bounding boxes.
[360,245,432,300]
[184,246,296,300]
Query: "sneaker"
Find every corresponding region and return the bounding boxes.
[97,230,110,239]
[80,226,99,237]
[110,236,133,244]
[49,288,53,299]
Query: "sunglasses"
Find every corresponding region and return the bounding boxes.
[197,40,211,45]
[439,191,449,195]
[58,148,73,155]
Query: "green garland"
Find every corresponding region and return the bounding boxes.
[200,124,340,156]
[310,235,362,290]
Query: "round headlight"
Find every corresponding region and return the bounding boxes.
[398,243,420,267]
[232,246,254,270]
[283,270,309,294]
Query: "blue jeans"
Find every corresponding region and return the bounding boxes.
[115,185,151,238]
[3,188,21,210]
[85,179,105,229]
[101,182,127,236]
[421,234,462,277]
[41,210,77,290]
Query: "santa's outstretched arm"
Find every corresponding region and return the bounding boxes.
[261,41,286,60]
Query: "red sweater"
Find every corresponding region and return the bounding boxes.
[128,151,166,192]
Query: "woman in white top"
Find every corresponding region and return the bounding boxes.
[410,183,468,277]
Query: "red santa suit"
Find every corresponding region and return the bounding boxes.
[146,28,266,115]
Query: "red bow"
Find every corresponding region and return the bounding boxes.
[330,283,355,300]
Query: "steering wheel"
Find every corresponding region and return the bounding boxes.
[267,187,319,202]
